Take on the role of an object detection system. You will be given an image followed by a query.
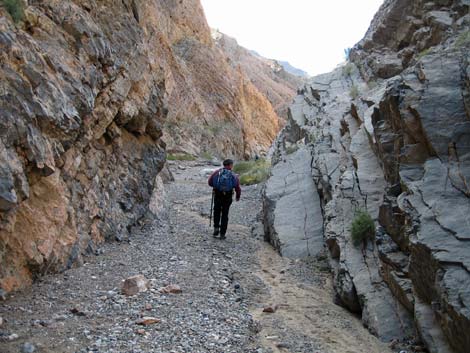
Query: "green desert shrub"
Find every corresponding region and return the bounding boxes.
[342,62,355,77]
[349,85,360,99]
[233,159,270,185]
[286,144,299,155]
[200,151,212,160]
[1,0,24,23]
[455,31,470,48]
[351,210,375,246]
[167,153,196,161]
[416,48,431,60]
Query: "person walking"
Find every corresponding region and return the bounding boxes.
[208,159,241,239]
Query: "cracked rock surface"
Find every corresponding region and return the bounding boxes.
[263,1,470,352]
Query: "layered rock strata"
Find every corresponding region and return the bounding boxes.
[264,0,470,351]
[0,0,282,292]
[213,30,306,120]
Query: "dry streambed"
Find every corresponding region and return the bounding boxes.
[0,161,391,353]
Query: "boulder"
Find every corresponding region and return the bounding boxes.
[122,275,150,296]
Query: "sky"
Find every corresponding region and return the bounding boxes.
[201,0,384,76]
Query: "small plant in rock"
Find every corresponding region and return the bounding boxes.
[367,80,378,90]
[342,63,355,77]
[308,132,317,144]
[167,153,196,161]
[200,151,212,160]
[1,0,24,23]
[416,48,431,60]
[349,85,360,99]
[285,144,299,155]
[351,210,375,247]
[455,30,470,48]
[233,159,271,186]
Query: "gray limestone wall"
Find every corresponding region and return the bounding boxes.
[263,1,470,351]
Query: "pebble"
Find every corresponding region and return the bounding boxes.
[160,284,182,294]
[136,317,160,326]
[21,342,36,353]
[70,307,87,316]
[0,316,3,326]
[263,304,278,313]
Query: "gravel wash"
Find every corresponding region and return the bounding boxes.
[0,161,391,353]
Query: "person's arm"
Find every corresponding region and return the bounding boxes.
[234,175,241,201]
[208,169,219,187]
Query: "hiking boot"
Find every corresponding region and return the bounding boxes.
[220,234,226,240]
[213,227,220,236]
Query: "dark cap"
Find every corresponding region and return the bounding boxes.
[223,159,234,166]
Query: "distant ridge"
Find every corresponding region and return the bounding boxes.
[249,50,310,78]
[278,60,310,78]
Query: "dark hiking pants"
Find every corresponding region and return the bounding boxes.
[213,191,233,235]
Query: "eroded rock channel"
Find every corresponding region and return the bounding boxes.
[0,161,393,353]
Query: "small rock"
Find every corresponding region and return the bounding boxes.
[122,275,149,296]
[21,342,36,353]
[263,304,278,313]
[136,317,161,326]
[6,333,19,341]
[0,316,3,326]
[276,342,290,349]
[70,307,87,316]
[145,303,152,311]
[136,329,146,335]
[266,336,279,340]
[0,289,7,301]
[160,284,182,294]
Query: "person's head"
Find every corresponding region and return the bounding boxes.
[223,159,234,169]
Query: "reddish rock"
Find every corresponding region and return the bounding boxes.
[160,284,182,294]
[136,329,146,335]
[122,275,149,296]
[263,304,278,313]
[70,307,87,317]
[136,317,160,326]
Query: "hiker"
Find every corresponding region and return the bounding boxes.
[208,159,241,239]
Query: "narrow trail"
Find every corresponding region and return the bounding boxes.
[0,161,391,353]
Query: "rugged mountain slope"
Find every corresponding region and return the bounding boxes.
[213,30,306,121]
[0,0,282,293]
[264,1,470,352]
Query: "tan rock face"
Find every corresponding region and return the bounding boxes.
[213,31,306,121]
[0,0,285,292]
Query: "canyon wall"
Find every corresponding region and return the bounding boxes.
[213,30,306,121]
[0,0,285,293]
[264,1,470,352]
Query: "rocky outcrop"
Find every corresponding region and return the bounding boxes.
[213,30,306,121]
[0,0,281,292]
[264,0,470,351]
[0,0,169,293]
[263,146,323,258]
